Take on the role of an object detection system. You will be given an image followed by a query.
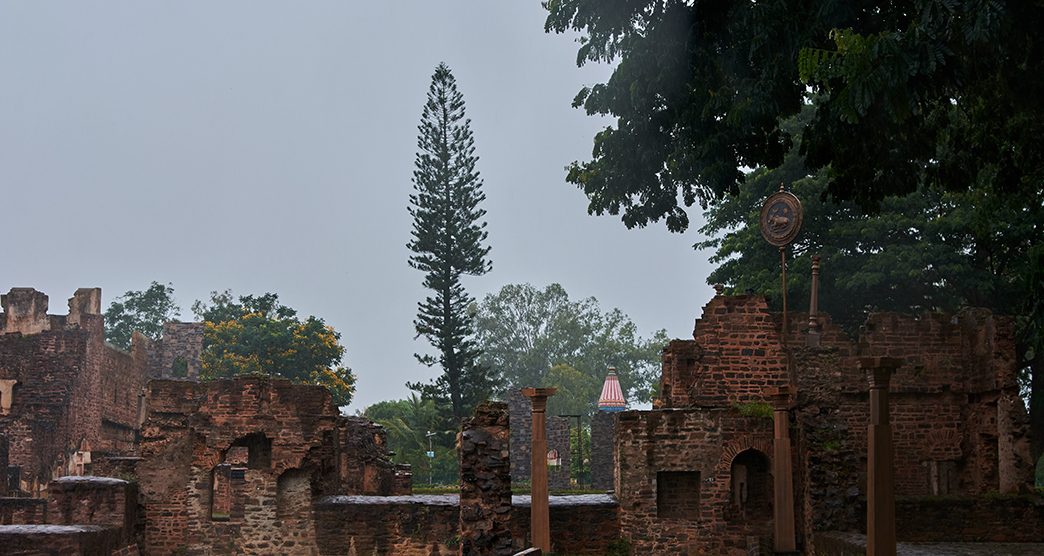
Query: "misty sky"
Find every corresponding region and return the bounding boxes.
[0,2,716,412]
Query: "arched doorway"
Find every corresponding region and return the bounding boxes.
[730,448,772,522]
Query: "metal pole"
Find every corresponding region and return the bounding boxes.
[780,247,788,341]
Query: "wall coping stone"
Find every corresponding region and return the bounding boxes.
[52,476,129,486]
[314,493,619,508]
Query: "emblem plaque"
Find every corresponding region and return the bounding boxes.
[759,189,803,247]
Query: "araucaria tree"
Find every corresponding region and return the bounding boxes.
[407,63,493,420]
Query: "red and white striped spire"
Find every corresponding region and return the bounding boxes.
[597,367,626,412]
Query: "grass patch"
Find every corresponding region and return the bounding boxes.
[733,401,774,419]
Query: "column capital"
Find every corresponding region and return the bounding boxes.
[521,387,557,412]
[860,357,902,389]
[765,385,794,410]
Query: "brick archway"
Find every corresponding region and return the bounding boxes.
[718,434,773,473]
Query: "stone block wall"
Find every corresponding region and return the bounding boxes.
[590,411,615,491]
[0,498,47,524]
[507,390,572,488]
[615,408,778,554]
[511,496,620,555]
[659,295,789,409]
[315,496,459,555]
[136,377,401,556]
[151,322,203,379]
[48,477,138,541]
[459,400,513,555]
[0,288,147,494]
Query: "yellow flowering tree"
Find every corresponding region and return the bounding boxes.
[193,291,356,407]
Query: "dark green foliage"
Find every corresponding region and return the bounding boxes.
[407,63,493,420]
[104,281,180,350]
[545,1,1044,225]
[364,395,459,485]
[474,283,668,415]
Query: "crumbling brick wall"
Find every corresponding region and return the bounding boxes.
[459,400,513,555]
[0,288,147,493]
[137,377,400,556]
[615,408,775,554]
[647,293,1033,553]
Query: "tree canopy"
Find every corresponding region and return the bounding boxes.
[545,0,1044,229]
[104,281,180,350]
[700,108,1044,456]
[193,290,356,407]
[473,283,668,415]
[407,62,494,420]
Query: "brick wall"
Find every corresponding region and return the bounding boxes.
[0,498,46,524]
[0,289,147,494]
[137,377,400,555]
[314,495,619,556]
[615,408,778,554]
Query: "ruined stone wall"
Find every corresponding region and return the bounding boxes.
[151,322,203,379]
[0,498,46,524]
[340,416,407,496]
[0,318,91,493]
[138,377,400,556]
[615,408,777,554]
[659,295,790,409]
[511,497,620,555]
[459,400,512,555]
[0,289,147,493]
[314,495,619,556]
[314,496,459,555]
[507,389,572,488]
[589,411,615,491]
[138,378,340,555]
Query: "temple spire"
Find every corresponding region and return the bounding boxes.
[597,367,627,412]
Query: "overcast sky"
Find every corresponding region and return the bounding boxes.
[0,2,716,412]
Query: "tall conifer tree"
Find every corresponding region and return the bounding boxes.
[407,63,492,420]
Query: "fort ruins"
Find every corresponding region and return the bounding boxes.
[0,286,1042,555]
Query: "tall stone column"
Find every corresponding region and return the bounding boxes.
[769,386,796,552]
[863,357,900,556]
[521,387,556,552]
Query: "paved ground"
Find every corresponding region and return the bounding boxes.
[823,532,1044,555]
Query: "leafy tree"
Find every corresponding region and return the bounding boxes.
[104,281,180,350]
[192,290,356,407]
[544,1,1044,227]
[473,283,668,414]
[364,395,458,485]
[700,109,1044,458]
[407,62,494,420]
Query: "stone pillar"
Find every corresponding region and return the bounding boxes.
[459,401,513,556]
[807,256,821,347]
[521,387,556,553]
[769,386,796,553]
[863,357,900,556]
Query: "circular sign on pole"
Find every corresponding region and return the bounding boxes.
[760,188,803,247]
